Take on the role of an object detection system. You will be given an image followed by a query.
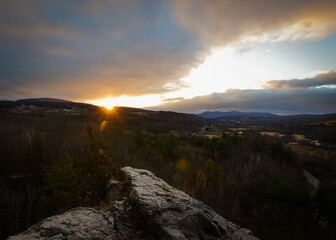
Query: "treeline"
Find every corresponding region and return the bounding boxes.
[0,110,335,239]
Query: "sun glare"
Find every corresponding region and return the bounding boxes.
[89,46,310,109]
[95,99,115,110]
[89,94,163,109]
[163,46,306,101]
[167,47,275,99]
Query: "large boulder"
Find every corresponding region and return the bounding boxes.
[122,166,258,240]
[9,167,259,240]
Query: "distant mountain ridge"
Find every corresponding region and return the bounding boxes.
[0,98,95,111]
[197,111,279,119]
[16,98,72,103]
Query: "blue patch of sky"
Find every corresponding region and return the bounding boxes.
[257,34,336,72]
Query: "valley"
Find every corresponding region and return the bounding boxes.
[0,100,335,240]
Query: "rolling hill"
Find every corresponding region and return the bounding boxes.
[197,111,279,118]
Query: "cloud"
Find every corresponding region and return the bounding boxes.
[264,71,336,89]
[153,72,336,114]
[171,0,336,48]
[0,0,203,100]
[150,87,336,115]
[1,0,336,103]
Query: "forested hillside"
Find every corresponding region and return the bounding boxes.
[0,106,335,240]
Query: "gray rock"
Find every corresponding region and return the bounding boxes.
[9,167,259,240]
[122,166,259,240]
[8,208,115,240]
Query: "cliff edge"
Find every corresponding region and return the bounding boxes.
[9,167,259,240]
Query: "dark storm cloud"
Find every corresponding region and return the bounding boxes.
[152,87,336,115]
[264,71,336,89]
[0,0,203,99]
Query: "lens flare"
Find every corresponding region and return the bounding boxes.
[100,120,108,131]
[177,158,188,171]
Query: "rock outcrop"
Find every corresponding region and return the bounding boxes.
[9,167,259,240]
[8,208,115,240]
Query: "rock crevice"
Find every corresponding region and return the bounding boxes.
[9,167,259,240]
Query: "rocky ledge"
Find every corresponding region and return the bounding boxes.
[9,167,259,240]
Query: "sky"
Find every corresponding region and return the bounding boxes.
[1,0,336,114]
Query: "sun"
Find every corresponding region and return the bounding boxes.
[95,99,115,110]
[88,94,163,109]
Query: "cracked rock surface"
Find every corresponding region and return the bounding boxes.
[123,166,259,240]
[9,167,259,240]
[8,208,115,240]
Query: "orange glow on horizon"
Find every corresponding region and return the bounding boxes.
[95,99,115,110]
[89,95,163,109]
